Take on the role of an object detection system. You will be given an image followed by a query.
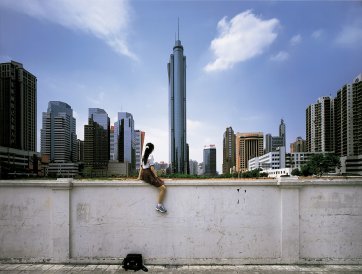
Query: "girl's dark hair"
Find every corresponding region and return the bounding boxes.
[142,142,154,165]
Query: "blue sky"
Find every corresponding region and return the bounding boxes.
[1,0,362,173]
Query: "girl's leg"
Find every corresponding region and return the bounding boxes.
[158,185,166,204]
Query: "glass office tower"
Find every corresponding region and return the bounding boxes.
[168,38,188,174]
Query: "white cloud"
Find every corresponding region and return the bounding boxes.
[290,34,302,46]
[312,29,324,39]
[204,10,280,72]
[0,0,137,60]
[187,119,203,131]
[270,51,289,62]
[335,24,362,48]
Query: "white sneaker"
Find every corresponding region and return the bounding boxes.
[156,204,167,213]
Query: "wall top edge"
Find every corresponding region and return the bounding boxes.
[1,178,362,187]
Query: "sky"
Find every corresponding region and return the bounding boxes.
[1,0,362,173]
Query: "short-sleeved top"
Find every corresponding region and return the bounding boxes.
[142,154,154,169]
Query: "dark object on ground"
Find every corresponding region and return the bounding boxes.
[122,254,148,272]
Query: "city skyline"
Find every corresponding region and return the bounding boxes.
[1,1,362,172]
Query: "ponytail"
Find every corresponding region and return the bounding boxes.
[142,143,154,165]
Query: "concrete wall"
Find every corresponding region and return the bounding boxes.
[0,178,361,265]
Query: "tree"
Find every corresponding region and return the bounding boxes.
[302,154,341,176]
[291,168,301,176]
[301,163,313,176]
[241,168,266,178]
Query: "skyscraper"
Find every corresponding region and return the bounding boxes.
[306,96,334,153]
[279,119,286,147]
[236,132,264,173]
[168,36,188,174]
[0,61,37,151]
[203,145,217,176]
[41,101,77,162]
[222,127,235,174]
[114,112,135,167]
[84,108,110,170]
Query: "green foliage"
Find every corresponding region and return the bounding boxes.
[291,168,301,176]
[241,168,268,178]
[301,153,341,176]
[160,173,211,179]
[218,173,238,178]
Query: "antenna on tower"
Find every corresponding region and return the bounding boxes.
[178,17,180,40]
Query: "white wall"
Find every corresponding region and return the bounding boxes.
[0,178,361,265]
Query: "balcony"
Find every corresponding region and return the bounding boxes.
[0,178,361,265]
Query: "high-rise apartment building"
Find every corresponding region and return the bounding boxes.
[306,96,334,153]
[203,145,217,176]
[168,36,188,174]
[352,74,362,155]
[334,74,362,157]
[41,101,77,163]
[134,130,145,171]
[290,137,306,153]
[114,112,135,167]
[222,127,235,174]
[84,108,110,170]
[0,61,37,151]
[236,132,264,173]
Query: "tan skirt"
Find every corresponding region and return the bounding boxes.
[141,168,164,187]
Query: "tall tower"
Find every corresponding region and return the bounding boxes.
[41,101,77,162]
[168,30,187,174]
[0,61,37,151]
[222,127,235,174]
[279,119,286,147]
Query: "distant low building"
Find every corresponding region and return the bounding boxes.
[338,155,362,175]
[189,160,198,175]
[0,146,40,178]
[249,148,333,177]
[107,160,130,177]
[197,162,204,176]
[290,137,306,153]
[47,162,79,177]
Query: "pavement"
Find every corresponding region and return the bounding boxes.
[0,264,362,274]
